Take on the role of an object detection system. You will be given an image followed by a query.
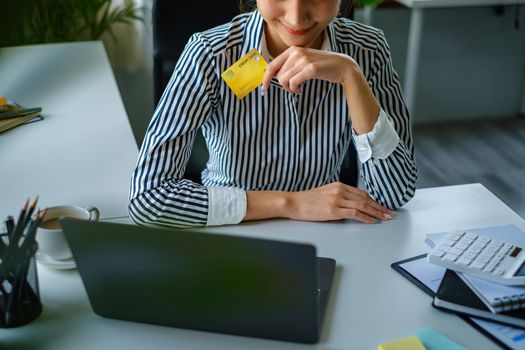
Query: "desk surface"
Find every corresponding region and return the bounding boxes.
[395,0,525,8]
[2,183,524,349]
[0,42,138,220]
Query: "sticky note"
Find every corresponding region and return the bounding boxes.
[221,48,268,100]
[378,335,426,350]
[416,327,466,350]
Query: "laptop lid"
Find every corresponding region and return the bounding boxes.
[61,220,335,343]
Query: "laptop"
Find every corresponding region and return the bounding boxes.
[61,219,336,343]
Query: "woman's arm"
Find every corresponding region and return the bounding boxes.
[260,31,416,215]
[244,182,394,224]
[129,33,220,227]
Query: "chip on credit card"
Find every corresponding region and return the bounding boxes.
[221,48,268,100]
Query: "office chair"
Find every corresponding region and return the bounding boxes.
[152,0,357,186]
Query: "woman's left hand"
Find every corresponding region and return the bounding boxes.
[262,46,380,134]
[261,46,356,94]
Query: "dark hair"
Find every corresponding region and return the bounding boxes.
[239,0,257,13]
[239,0,354,18]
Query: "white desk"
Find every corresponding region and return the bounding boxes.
[2,183,524,349]
[394,0,525,114]
[0,42,138,220]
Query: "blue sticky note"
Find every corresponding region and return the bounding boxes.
[416,327,466,350]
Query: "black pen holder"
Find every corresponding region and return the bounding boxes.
[0,238,42,328]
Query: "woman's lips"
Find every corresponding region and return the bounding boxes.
[283,23,311,36]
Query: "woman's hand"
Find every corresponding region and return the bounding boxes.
[286,182,394,223]
[261,46,380,134]
[262,46,355,94]
[244,182,394,224]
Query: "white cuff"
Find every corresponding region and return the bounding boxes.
[206,187,247,226]
[353,109,400,163]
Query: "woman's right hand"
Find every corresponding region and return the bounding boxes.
[244,182,394,224]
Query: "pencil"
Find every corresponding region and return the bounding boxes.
[5,216,14,236]
[20,208,46,254]
[11,198,29,243]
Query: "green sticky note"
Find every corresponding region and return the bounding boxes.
[416,327,466,350]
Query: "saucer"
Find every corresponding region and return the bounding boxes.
[36,252,77,270]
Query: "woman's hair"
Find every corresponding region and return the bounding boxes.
[239,0,354,18]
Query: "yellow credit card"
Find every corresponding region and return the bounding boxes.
[221,48,268,100]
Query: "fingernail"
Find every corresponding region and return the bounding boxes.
[259,86,266,96]
[384,213,393,220]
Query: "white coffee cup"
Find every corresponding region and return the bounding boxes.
[37,205,99,261]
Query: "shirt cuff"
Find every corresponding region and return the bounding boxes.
[352,109,400,163]
[206,187,247,226]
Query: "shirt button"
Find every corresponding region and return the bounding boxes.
[373,158,380,166]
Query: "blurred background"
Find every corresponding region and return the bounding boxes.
[1,0,524,218]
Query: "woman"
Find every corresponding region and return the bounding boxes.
[129,0,417,227]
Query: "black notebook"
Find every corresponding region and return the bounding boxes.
[433,269,525,329]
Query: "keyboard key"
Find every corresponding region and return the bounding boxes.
[492,240,504,249]
[442,247,463,256]
[495,268,506,276]
[455,242,470,250]
[495,252,506,261]
[477,256,491,265]
[462,237,475,245]
[468,245,483,254]
[457,257,473,265]
[432,250,445,258]
[443,254,458,262]
[463,251,478,260]
[442,239,457,247]
[465,232,477,240]
[484,264,496,273]
[480,250,496,260]
[471,260,487,269]
[449,233,463,241]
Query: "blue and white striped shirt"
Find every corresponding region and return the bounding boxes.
[129,10,417,227]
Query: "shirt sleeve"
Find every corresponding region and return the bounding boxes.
[128,33,221,227]
[353,108,400,162]
[358,29,418,210]
[207,187,247,226]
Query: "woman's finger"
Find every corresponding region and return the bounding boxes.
[262,48,291,90]
[338,208,377,224]
[341,185,394,216]
[342,199,391,221]
[277,64,303,92]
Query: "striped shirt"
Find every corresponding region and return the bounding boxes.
[129,10,417,227]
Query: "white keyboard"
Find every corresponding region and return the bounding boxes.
[427,230,525,285]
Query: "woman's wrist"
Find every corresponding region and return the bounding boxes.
[339,58,380,134]
[339,57,363,92]
[244,190,294,221]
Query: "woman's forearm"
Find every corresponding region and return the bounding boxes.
[243,183,394,224]
[341,62,380,135]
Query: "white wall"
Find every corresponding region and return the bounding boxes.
[368,5,525,123]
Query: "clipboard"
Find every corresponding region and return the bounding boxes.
[391,254,514,350]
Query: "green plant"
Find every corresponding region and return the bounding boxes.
[354,0,384,7]
[1,0,145,48]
